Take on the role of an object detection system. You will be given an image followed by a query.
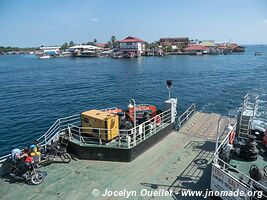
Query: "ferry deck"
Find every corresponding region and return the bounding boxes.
[0,111,232,200]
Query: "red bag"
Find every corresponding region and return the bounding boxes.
[25,156,33,163]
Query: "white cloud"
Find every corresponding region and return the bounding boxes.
[91,18,99,22]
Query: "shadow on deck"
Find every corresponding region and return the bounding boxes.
[141,141,215,200]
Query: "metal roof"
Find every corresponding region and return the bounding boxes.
[69,45,101,50]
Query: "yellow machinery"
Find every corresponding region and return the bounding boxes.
[81,110,119,142]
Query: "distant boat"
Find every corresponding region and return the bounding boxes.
[112,54,123,59]
[98,50,112,58]
[255,51,262,56]
[79,50,98,57]
[111,51,123,59]
[39,55,50,59]
[127,52,135,58]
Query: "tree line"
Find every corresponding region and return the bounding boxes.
[0,46,39,53]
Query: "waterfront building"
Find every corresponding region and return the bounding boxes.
[199,40,217,48]
[119,36,146,57]
[199,40,219,54]
[96,43,106,48]
[68,45,102,57]
[183,44,209,55]
[232,45,245,52]
[216,42,244,54]
[40,46,60,56]
[159,37,189,49]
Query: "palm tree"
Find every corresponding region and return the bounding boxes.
[111,35,117,48]
[69,41,75,47]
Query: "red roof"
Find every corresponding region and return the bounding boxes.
[184,45,209,51]
[230,43,238,48]
[120,36,145,43]
[218,46,228,49]
[96,43,106,47]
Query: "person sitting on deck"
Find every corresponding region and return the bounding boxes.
[11,148,22,163]
[12,148,32,172]
[29,144,41,163]
[33,140,42,153]
[12,147,30,162]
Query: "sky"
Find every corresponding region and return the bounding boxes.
[0,0,267,47]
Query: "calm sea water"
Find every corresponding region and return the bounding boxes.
[0,45,267,155]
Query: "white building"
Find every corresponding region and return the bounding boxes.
[68,45,102,52]
[68,45,102,57]
[40,46,60,55]
[119,36,146,57]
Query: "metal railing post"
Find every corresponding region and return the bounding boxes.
[58,119,61,131]
[127,133,131,148]
[44,134,47,145]
[79,127,81,143]
[133,128,136,146]
[98,129,102,145]
[68,125,71,138]
[118,132,121,148]
[143,124,145,141]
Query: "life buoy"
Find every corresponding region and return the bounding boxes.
[229,130,235,144]
[155,115,161,126]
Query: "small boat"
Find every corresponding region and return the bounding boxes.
[255,51,263,56]
[98,50,112,58]
[111,53,123,59]
[39,55,50,59]
[127,52,135,58]
[80,50,98,57]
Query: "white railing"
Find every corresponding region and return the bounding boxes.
[175,104,196,130]
[67,109,172,148]
[36,114,80,146]
[213,123,267,199]
[0,108,173,160]
[0,114,80,162]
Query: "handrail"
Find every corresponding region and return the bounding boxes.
[213,157,267,196]
[0,108,173,160]
[0,153,11,161]
[36,119,59,142]
[214,122,237,155]
[175,104,196,130]
[213,122,267,196]
[67,109,172,148]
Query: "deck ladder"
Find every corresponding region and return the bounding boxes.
[238,94,259,137]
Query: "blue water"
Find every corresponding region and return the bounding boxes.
[0,45,267,156]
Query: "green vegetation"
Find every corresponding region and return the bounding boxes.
[0,46,38,54]
[60,41,76,51]
[110,35,119,48]
[69,41,75,46]
[60,42,69,51]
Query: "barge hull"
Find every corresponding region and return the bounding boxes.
[67,123,174,162]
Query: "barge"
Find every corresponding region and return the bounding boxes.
[0,103,217,200]
[0,91,266,200]
[0,82,179,173]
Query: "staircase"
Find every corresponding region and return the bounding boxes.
[238,94,259,137]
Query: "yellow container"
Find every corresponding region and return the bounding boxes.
[81,110,119,142]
